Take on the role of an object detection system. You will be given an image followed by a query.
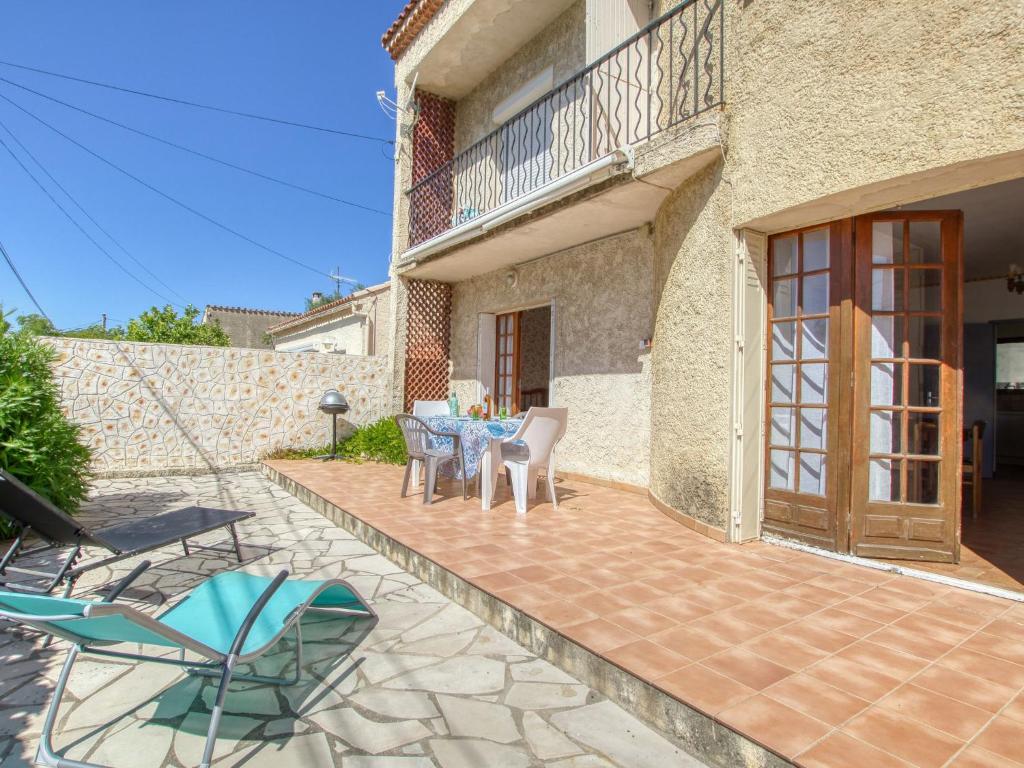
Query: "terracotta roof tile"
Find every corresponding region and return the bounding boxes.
[381,0,445,61]
[265,282,389,335]
[203,305,300,317]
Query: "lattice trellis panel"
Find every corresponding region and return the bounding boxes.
[409,89,456,246]
[403,279,453,411]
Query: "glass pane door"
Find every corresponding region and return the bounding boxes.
[763,224,845,550]
[851,213,961,562]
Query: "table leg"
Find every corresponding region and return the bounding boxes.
[480,438,501,511]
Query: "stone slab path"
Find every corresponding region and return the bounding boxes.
[0,472,708,768]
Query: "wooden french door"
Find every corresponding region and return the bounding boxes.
[495,311,520,413]
[763,211,963,563]
[763,221,852,550]
[849,212,963,562]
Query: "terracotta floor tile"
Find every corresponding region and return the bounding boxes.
[649,625,732,661]
[689,612,767,645]
[972,716,1024,765]
[959,630,1024,667]
[835,640,930,680]
[505,564,561,584]
[572,589,635,616]
[701,648,794,691]
[578,568,626,589]
[811,608,885,638]
[543,575,596,597]
[805,573,877,597]
[604,639,690,680]
[911,663,1018,713]
[835,594,909,624]
[1004,691,1024,724]
[472,570,526,592]
[724,602,795,631]
[890,612,977,646]
[844,707,963,768]
[981,615,1024,641]
[561,618,641,654]
[796,731,916,768]
[655,664,756,715]
[743,633,830,671]
[718,694,831,758]
[764,673,869,726]
[939,647,1024,688]
[781,581,850,607]
[947,745,1022,768]
[804,655,904,701]
[604,605,679,636]
[528,600,599,628]
[879,684,993,740]
[683,587,740,612]
[606,581,670,605]
[642,594,714,624]
[783,618,859,654]
[493,581,569,610]
[868,624,957,662]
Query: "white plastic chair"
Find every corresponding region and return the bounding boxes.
[409,400,451,488]
[500,407,568,514]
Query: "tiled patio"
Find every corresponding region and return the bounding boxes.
[0,472,707,768]
[266,459,1024,768]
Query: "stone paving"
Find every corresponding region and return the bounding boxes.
[0,471,707,768]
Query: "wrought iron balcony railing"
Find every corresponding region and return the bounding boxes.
[405,0,724,250]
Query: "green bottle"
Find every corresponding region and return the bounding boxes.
[448,391,459,417]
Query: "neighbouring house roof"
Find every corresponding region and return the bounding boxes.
[202,305,301,319]
[201,306,301,349]
[266,282,390,337]
[382,0,445,61]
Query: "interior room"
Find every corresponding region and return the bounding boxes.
[902,176,1024,590]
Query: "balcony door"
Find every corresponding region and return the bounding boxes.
[495,311,521,413]
[763,212,962,563]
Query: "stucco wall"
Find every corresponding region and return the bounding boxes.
[274,315,367,355]
[48,338,388,474]
[448,229,653,486]
[649,161,735,529]
[723,0,1024,229]
[453,0,586,152]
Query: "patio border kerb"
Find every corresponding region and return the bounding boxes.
[262,461,792,768]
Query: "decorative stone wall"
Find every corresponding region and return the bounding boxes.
[46,338,389,474]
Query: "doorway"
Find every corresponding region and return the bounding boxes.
[479,305,552,414]
[763,211,963,563]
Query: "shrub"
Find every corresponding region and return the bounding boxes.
[339,417,407,464]
[263,416,407,465]
[0,313,92,537]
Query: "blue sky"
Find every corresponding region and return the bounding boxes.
[0,1,406,330]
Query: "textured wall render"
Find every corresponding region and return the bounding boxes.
[449,228,654,486]
[48,338,388,473]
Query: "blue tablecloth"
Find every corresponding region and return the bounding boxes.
[426,416,521,481]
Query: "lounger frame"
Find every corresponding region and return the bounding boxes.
[0,563,375,768]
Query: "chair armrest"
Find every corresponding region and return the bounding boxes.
[103,560,152,603]
[228,569,289,657]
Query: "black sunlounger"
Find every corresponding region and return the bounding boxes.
[0,469,254,596]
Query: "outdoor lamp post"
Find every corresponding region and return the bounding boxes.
[316,389,350,461]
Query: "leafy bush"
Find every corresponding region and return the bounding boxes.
[0,312,92,537]
[264,416,407,465]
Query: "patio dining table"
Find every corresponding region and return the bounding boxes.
[425,415,522,510]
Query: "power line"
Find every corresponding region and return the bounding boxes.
[0,91,335,280]
[0,59,394,145]
[0,126,183,307]
[0,238,52,322]
[0,112,189,303]
[0,77,389,216]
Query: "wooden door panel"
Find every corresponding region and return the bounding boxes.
[762,221,851,551]
[495,311,521,413]
[849,212,962,563]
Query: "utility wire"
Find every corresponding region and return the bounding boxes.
[0,112,189,303]
[0,59,394,144]
[0,238,52,322]
[0,128,183,307]
[0,77,389,216]
[0,91,333,280]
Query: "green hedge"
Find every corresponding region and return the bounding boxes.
[0,314,92,537]
[265,416,407,465]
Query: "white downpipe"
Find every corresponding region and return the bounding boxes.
[402,149,631,263]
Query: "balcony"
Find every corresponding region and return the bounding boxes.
[400,0,724,279]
